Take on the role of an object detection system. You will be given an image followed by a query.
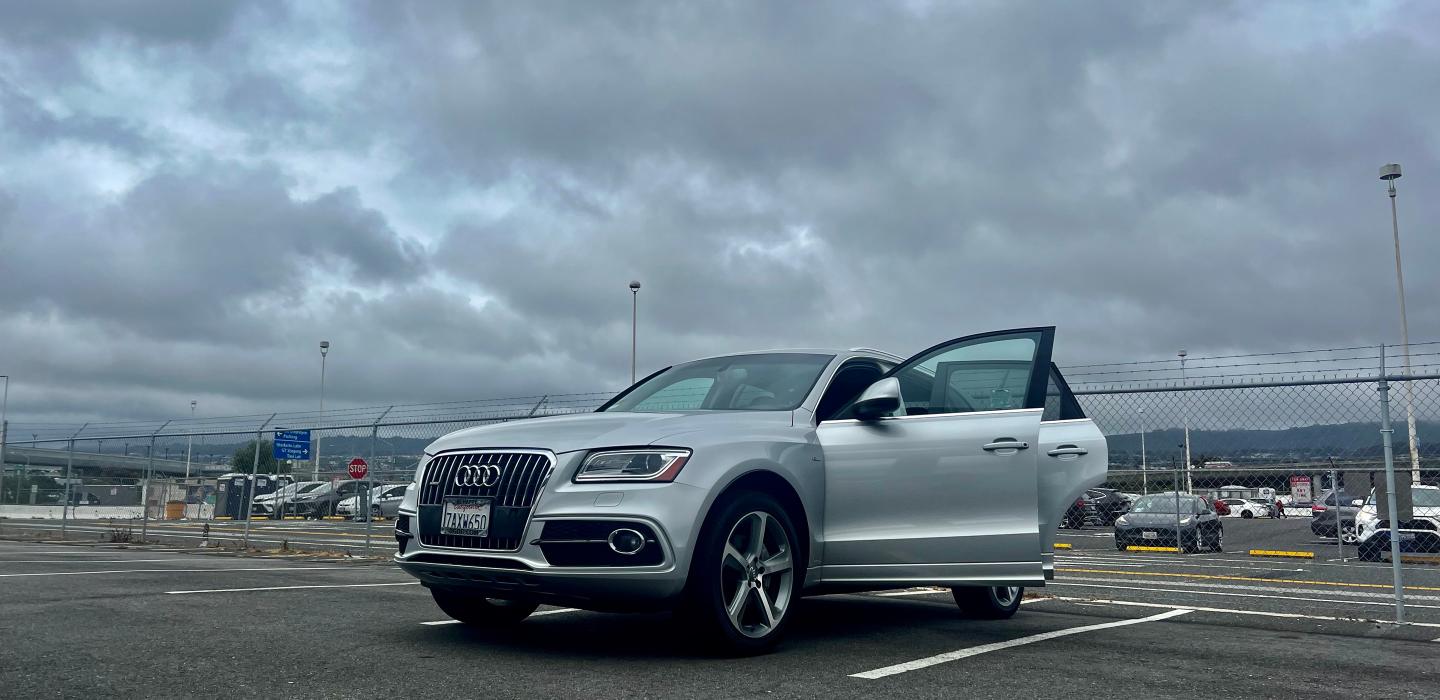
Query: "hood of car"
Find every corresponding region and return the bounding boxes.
[1117,512,1195,527]
[425,410,794,455]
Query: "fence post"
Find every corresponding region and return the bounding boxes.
[1377,346,1406,623]
[1172,468,1182,555]
[365,406,394,556]
[1329,461,1344,563]
[0,419,7,505]
[241,414,277,549]
[60,423,88,540]
[140,421,171,544]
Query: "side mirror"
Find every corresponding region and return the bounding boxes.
[853,377,902,421]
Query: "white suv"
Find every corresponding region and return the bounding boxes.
[1355,485,1440,561]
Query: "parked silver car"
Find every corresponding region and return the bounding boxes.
[395,327,1107,652]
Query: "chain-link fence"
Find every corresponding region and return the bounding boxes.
[2,373,1437,618]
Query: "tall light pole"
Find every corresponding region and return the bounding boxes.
[184,400,196,480]
[315,340,330,480]
[629,281,642,385]
[1138,407,1148,495]
[1380,164,1421,485]
[1179,350,1192,492]
[0,375,8,505]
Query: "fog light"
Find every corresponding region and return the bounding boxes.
[607,528,645,555]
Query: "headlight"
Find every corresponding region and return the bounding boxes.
[575,449,691,482]
[1115,515,1129,526]
[1179,516,1193,526]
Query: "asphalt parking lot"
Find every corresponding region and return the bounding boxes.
[3,533,1439,699]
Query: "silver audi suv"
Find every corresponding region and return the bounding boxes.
[395,326,1107,652]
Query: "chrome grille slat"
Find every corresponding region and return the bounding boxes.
[418,450,554,551]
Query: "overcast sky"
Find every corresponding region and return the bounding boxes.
[2,0,1438,426]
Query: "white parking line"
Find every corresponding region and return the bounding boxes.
[0,566,341,578]
[1048,580,1440,611]
[1031,595,1440,630]
[1057,575,1440,604]
[850,608,1192,679]
[421,608,578,625]
[0,559,192,564]
[168,582,420,594]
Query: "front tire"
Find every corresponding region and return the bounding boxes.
[682,491,800,655]
[430,589,539,626]
[952,586,1023,619]
[1210,527,1224,552]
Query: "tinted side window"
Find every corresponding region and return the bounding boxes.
[894,332,1042,416]
[1043,364,1087,422]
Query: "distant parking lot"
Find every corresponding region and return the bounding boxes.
[2,533,1438,698]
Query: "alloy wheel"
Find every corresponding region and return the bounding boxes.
[720,511,794,639]
[993,586,1020,608]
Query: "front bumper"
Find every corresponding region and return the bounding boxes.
[1114,525,1195,548]
[1358,527,1440,555]
[395,472,710,611]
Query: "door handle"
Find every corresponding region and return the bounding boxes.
[983,440,1029,452]
[1047,445,1089,457]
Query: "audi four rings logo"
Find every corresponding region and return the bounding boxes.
[455,464,503,487]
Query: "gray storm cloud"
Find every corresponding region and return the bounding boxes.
[0,0,1436,425]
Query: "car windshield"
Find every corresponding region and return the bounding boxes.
[1129,495,1202,513]
[1365,488,1440,507]
[602,353,834,413]
[297,482,324,494]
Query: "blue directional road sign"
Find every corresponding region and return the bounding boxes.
[273,429,312,460]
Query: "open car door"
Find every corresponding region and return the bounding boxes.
[815,327,1056,587]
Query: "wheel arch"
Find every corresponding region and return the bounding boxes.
[691,468,812,584]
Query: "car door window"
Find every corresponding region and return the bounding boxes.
[1043,364,1087,421]
[892,330,1046,416]
[817,360,886,421]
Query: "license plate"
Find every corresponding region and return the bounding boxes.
[1142,531,1158,540]
[1399,532,1417,542]
[441,498,491,536]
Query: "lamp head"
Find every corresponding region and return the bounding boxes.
[1379,163,1402,181]
[629,280,642,291]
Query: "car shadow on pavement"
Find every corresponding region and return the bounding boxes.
[394,594,1061,660]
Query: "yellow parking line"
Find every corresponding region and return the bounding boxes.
[1248,549,1315,559]
[1053,543,1072,550]
[1056,567,1440,593]
[1126,546,1180,553]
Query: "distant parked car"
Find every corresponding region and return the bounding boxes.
[1218,498,1269,519]
[1198,494,1229,516]
[336,483,409,520]
[1311,490,1365,543]
[1114,493,1223,553]
[1356,485,1440,562]
[1061,496,1093,529]
[253,481,324,517]
[1085,488,1131,525]
[290,480,371,519]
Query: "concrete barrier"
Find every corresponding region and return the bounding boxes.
[0,505,144,519]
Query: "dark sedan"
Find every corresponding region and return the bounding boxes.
[1114,493,1223,553]
[1311,490,1364,543]
[1086,488,1131,525]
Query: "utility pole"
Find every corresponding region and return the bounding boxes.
[1179,350,1193,492]
[1379,164,1421,485]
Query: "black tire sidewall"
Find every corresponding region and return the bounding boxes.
[430,588,539,625]
[952,586,1024,619]
[683,490,802,655]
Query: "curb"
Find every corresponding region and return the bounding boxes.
[1126,545,1179,553]
[1248,549,1315,559]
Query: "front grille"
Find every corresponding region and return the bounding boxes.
[1376,520,1439,531]
[418,450,554,551]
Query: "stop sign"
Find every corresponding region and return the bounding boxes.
[347,458,369,480]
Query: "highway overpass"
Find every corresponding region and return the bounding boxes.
[0,446,229,478]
